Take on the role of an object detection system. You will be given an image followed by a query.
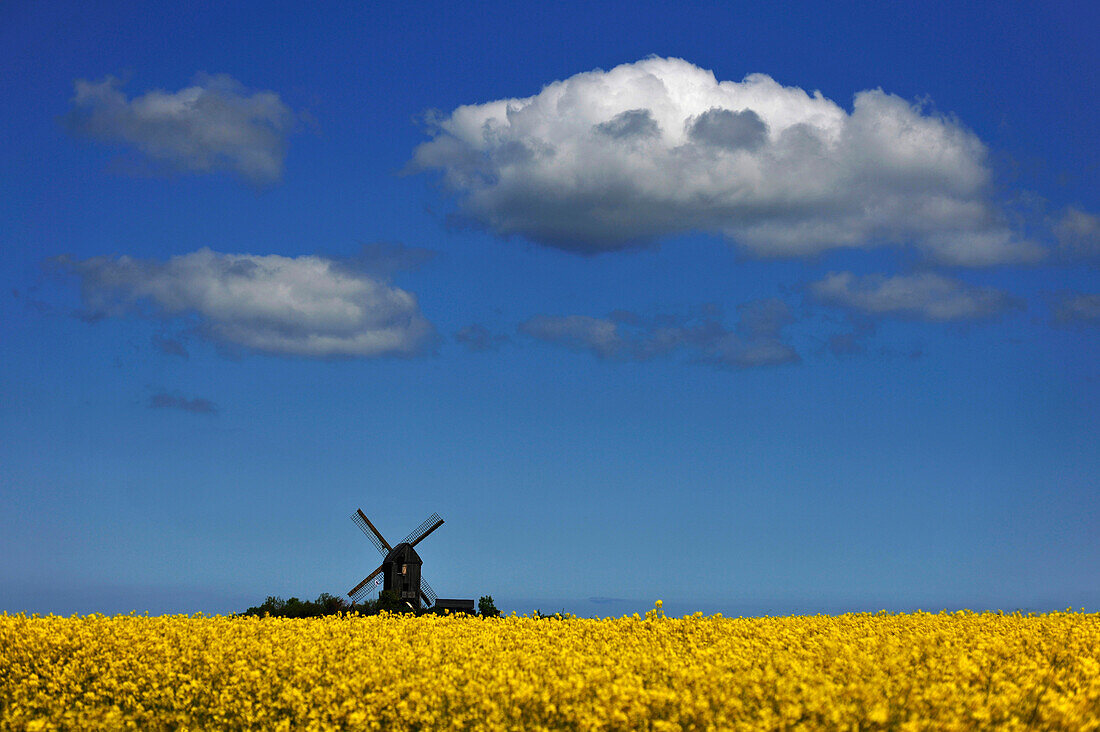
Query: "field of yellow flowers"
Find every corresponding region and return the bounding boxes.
[2,604,1099,730]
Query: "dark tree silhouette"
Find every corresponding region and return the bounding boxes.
[478,595,500,618]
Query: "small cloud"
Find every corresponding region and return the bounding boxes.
[1053,206,1100,262]
[825,316,876,357]
[520,315,633,359]
[149,391,217,414]
[66,73,295,184]
[337,242,437,278]
[810,271,1019,321]
[1052,293,1100,327]
[828,332,865,356]
[455,324,510,352]
[694,299,800,369]
[151,334,188,359]
[735,298,794,338]
[820,315,924,360]
[12,286,54,315]
[519,299,799,370]
[608,309,643,326]
[918,230,1045,268]
[52,248,436,359]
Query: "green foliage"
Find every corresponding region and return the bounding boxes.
[317,593,350,615]
[478,595,500,618]
[241,593,350,618]
[241,590,430,618]
[243,590,496,618]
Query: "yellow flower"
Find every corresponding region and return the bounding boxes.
[2,608,1099,730]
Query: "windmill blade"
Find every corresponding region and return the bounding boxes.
[403,513,444,547]
[348,565,384,602]
[351,509,392,555]
[419,576,438,607]
[350,579,382,605]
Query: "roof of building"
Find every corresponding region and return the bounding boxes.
[383,542,422,565]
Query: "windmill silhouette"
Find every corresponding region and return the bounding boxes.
[347,509,444,610]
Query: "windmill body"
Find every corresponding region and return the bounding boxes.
[382,543,423,605]
[348,509,443,610]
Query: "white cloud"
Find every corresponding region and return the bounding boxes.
[1054,207,1100,261]
[149,391,217,414]
[455,324,510,352]
[1053,293,1100,326]
[412,57,1040,265]
[67,74,294,183]
[699,298,800,368]
[57,249,435,358]
[520,315,638,359]
[519,299,799,369]
[810,271,1018,321]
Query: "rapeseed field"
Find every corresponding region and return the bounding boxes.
[2,605,1098,730]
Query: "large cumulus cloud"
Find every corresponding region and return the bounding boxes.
[412,57,1040,265]
[55,249,435,358]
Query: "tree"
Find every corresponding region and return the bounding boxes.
[241,593,352,618]
[317,593,349,614]
[478,595,500,618]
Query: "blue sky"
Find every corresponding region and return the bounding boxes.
[1,0,1098,617]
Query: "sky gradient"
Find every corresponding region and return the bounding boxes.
[1,0,1098,617]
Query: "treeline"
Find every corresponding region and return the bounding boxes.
[240,593,358,618]
[240,592,500,618]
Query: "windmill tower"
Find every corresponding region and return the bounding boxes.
[347,509,444,610]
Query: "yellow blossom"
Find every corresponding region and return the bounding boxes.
[1,609,1098,730]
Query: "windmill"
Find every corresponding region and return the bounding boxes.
[347,509,444,610]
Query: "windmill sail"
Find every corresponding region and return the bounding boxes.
[419,576,438,607]
[403,513,444,547]
[349,565,385,603]
[352,509,392,555]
